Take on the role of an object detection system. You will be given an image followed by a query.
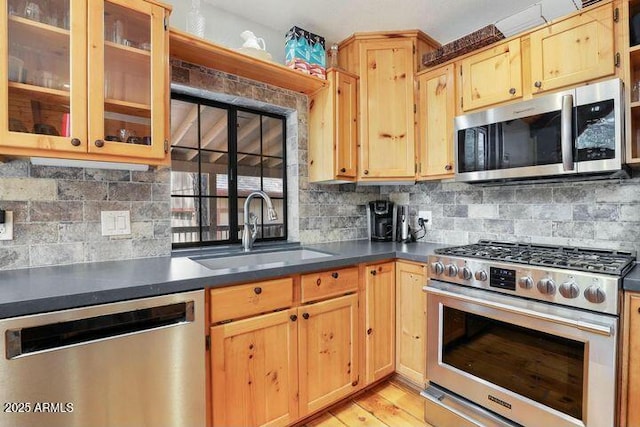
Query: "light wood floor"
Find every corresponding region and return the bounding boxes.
[304,378,433,427]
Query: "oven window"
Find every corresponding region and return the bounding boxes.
[442,307,584,420]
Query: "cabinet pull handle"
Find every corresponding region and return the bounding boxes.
[331,272,339,279]
[363,170,369,175]
[444,164,453,171]
[534,81,542,89]
[290,314,298,322]
[367,328,373,335]
[302,313,310,320]
[94,139,105,148]
[70,138,81,147]
[254,287,262,295]
[371,270,377,276]
[351,380,358,387]
[509,87,516,95]
[340,168,346,173]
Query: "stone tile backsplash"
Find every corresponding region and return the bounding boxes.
[0,161,171,270]
[383,177,640,254]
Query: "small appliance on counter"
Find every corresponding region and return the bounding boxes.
[367,200,397,241]
[396,204,413,243]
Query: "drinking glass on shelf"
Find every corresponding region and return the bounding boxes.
[118,128,130,143]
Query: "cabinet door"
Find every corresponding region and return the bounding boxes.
[529,2,614,94]
[623,293,640,426]
[1,0,87,154]
[364,262,395,384]
[298,293,359,415]
[87,0,167,161]
[358,39,415,179]
[395,261,427,387]
[334,71,358,179]
[460,39,522,111]
[417,64,455,180]
[211,309,299,427]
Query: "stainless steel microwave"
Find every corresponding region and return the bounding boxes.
[454,78,624,182]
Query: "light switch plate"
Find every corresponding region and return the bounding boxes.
[0,211,14,240]
[101,210,131,236]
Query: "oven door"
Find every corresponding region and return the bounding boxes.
[425,280,618,427]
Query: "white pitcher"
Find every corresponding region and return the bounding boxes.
[240,30,266,51]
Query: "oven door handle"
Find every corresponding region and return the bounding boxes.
[424,285,613,337]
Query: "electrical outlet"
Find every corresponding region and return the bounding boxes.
[0,211,14,240]
[418,210,432,231]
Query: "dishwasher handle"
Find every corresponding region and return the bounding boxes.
[6,301,195,359]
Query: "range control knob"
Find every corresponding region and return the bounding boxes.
[430,261,444,276]
[475,270,488,281]
[584,286,606,304]
[537,278,556,295]
[518,276,534,289]
[459,267,473,280]
[445,264,459,277]
[559,281,580,299]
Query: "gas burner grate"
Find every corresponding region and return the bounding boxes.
[435,240,636,276]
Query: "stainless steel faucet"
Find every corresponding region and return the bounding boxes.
[242,191,278,252]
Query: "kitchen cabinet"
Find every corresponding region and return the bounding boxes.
[623,0,640,163]
[1,0,170,166]
[620,292,640,426]
[308,68,358,183]
[208,268,359,425]
[210,309,299,427]
[459,39,522,112]
[529,2,615,95]
[395,260,427,388]
[417,64,455,179]
[364,262,395,384]
[338,31,439,181]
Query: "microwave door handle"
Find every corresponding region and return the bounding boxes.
[561,94,574,171]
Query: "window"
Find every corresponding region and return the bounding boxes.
[170,94,287,248]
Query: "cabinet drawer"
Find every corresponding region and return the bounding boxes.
[301,267,358,303]
[209,278,293,323]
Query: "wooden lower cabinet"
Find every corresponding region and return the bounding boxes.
[621,292,640,426]
[395,260,427,387]
[364,262,396,384]
[210,309,299,427]
[298,293,360,415]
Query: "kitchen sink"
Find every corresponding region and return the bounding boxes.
[190,248,334,271]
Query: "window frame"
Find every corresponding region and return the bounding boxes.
[170,93,287,249]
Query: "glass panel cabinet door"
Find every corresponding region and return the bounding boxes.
[87,0,167,160]
[1,0,87,152]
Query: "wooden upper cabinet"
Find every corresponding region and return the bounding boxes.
[308,69,358,183]
[1,0,170,165]
[298,293,359,416]
[358,38,416,179]
[210,309,299,427]
[459,39,522,111]
[364,262,395,385]
[529,2,615,95]
[621,292,640,427]
[417,64,455,180]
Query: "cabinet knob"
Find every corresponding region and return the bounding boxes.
[351,380,358,387]
[534,81,542,88]
[445,164,453,171]
[340,168,346,173]
[331,272,339,279]
[254,287,262,295]
[302,312,310,320]
[367,328,373,335]
[363,170,369,175]
[509,87,516,95]
[94,139,105,148]
[370,270,377,276]
[70,138,81,147]
[290,314,298,322]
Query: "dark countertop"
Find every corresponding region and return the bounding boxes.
[0,240,444,319]
[623,263,640,293]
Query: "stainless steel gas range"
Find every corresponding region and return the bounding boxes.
[422,240,636,427]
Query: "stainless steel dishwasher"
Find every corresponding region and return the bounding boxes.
[0,290,205,427]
